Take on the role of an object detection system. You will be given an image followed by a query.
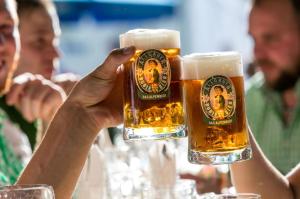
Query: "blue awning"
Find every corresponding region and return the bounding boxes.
[54,0,177,22]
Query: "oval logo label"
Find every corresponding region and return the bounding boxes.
[200,75,236,125]
[135,49,171,100]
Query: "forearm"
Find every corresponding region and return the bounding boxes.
[17,102,100,199]
[230,129,293,198]
[15,47,134,198]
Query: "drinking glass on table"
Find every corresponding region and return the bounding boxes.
[142,179,197,199]
[199,193,261,199]
[0,184,54,199]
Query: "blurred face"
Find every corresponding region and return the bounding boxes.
[16,6,60,80]
[0,0,19,94]
[249,1,300,92]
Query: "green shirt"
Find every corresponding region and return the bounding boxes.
[246,72,300,174]
[0,109,23,185]
[0,97,38,150]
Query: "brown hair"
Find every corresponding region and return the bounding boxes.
[253,0,300,16]
[16,0,56,18]
[291,0,300,15]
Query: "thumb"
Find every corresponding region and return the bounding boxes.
[90,46,135,80]
[67,46,135,107]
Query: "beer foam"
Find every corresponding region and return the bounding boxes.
[181,52,243,80]
[120,29,180,49]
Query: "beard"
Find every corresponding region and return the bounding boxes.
[256,58,300,93]
[272,71,299,92]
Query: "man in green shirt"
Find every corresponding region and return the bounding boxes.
[246,0,300,174]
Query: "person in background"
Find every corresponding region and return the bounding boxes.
[14,2,112,198]
[246,0,300,174]
[0,0,70,169]
[15,0,59,80]
[15,0,79,95]
[1,0,79,165]
[0,0,65,184]
[230,0,300,197]
[13,0,79,148]
[183,0,300,193]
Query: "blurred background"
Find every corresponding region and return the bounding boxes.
[54,0,253,78]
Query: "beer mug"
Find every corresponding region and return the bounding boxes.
[182,52,252,164]
[120,29,186,140]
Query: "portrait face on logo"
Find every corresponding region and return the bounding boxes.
[144,59,162,86]
[212,85,225,111]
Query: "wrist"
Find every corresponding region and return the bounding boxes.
[54,101,103,141]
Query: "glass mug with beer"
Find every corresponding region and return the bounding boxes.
[120,29,186,140]
[182,52,252,164]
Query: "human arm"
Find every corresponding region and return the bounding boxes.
[230,127,294,198]
[16,46,135,199]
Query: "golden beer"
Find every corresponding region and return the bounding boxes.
[182,52,252,164]
[120,29,186,140]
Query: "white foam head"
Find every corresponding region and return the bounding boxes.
[120,29,180,50]
[181,52,243,80]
